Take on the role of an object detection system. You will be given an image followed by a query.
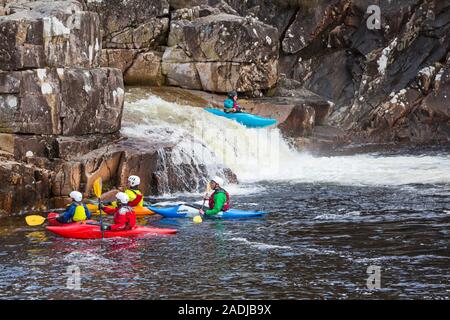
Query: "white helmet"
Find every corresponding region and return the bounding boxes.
[69,191,83,202]
[211,176,224,186]
[127,175,141,187]
[116,192,129,205]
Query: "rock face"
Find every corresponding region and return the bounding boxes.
[90,0,279,92]
[86,0,170,86]
[0,159,50,215]
[83,0,450,144]
[0,0,127,216]
[0,0,101,70]
[0,68,124,135]
[0,0,241,216]
[84,0,169,49]
[164,13,279,93]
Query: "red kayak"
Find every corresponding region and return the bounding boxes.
[46,223,177,239]
[47,212,96,226]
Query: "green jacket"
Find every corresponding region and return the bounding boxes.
[205,191,227,215]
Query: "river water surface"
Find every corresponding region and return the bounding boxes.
[0,91,449,299]
[0,153,449,299]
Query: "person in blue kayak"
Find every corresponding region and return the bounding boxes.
[224,90,244,113]
[55,191,91,224]
[199,176,230,216]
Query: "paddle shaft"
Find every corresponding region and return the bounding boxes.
[99,197,104,239]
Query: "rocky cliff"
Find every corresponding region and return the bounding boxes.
[0,0,236,216]
[81,0,449,144]
[1,0,449,215]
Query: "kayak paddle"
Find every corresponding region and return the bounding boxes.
[195,183,212,223]
[93,177,105,239]
[25,215,47,226]
[25,208,66,226]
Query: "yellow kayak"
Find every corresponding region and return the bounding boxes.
[86,204,154,216]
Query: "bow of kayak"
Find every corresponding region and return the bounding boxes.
[204,108,277,128]
[148,205,266,219]
[46,224,177,239]
[47,212,97,227]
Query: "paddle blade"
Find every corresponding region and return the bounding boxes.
[93,177,102,198]
[25,215,46,226]
[205,181,212,195]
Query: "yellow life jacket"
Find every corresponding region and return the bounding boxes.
[125,189,143,207]
[111,189,143,207]
[71,203,87,222]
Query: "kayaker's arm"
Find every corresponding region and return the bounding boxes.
[127,193,143,207]
[59,204,76,223]
[102,205,116,215]
[205,193,226,215]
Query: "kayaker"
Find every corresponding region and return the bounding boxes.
[224,91,244,113]
[111,175,144,207]
[55,191,91,224]
[199,176,230,216]
[102,192,136,231]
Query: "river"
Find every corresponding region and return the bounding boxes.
[0,89,448,299]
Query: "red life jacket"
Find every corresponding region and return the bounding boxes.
[208,188,230,211]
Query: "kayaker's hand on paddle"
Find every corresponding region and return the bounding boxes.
[199,209,205,216]
[55,214,64,223]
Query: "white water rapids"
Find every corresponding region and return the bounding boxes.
[121,93,450,187]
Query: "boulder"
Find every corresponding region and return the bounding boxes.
[0,0,101,70]
[85,0,170,49]
[105,17,169,50]
[51,160,82,198]
[166,13,279,93]
[123,51,165,86]
[161,47,202,89]
[0,67,124,135]
[0,133,56,160]
[195,60,278,93]
[55,133,122,160]
[72,137,236,197]
[169,13,278,63]
[163,62,203,90]
[100,49,139,74]
[0,158,50,215]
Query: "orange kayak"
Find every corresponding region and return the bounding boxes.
[86,204,154,216]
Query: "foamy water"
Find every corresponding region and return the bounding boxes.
[122,93,450,187]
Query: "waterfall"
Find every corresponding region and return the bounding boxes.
[122,93,450,188]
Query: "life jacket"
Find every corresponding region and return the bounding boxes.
[110,205,136,231]
[224,98,234,110]
[71,202,88,222]
[119,205,136,229]
[208,188,230,212]
[125,188,143,207]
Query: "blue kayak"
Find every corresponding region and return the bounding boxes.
[204,108,277,128]
[148,204,266,219]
